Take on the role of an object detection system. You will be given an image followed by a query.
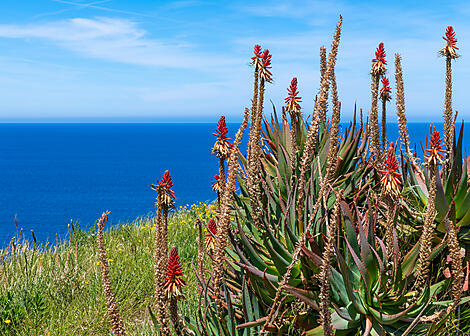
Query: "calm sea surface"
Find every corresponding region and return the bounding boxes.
[0,122,467,246]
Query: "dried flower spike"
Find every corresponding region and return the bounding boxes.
[285,77,302,113]
[151,170,175,209]
[163,246,186,298]
[372,42,387,76]
[259,49,273,83]
[426,126,446,166]
[380,143,402,197]
[380,77,391,102]
[212,116,232,159]
[440,26,459,59]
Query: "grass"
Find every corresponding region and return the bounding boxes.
[0,202,216,335]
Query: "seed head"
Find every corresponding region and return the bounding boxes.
[162,246,186,298]
[372,42,387,76]
[440,26,459,59]
[284,77,302,113]
[212,116,232,159]
[379,143,402,197]
[380,77,392,102]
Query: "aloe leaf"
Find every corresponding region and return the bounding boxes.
[336,249,367,314]
[435,168,450,222]
[236,316,268,329]
[283,285,319,310]
[233,261,279,283]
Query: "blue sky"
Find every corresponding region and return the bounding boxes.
[0,0,468,122]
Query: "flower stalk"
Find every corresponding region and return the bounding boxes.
[150,170,176,335]
[319,190,342,336]
[296,15,342,229]
[380,77,391,151]
[213,108,249,317]
[96,211,126,336]
[440,26,459,172]
[370,42,386,161]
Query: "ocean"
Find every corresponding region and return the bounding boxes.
[0,122,467,246]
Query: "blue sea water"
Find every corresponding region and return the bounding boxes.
[0,122,467,246]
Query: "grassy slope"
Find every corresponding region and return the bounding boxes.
[0,202,216,335]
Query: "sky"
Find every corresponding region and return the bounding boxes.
[0,0,468,122]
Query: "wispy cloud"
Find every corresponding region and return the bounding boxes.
[0,17,239,70]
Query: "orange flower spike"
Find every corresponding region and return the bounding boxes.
[379,143,402,197]
[284,77,302,113]
[426,126,446,166]
[204,218,217,251]
[440,26,459,59]
[211,175,220,192]
[380,77,392,102]
[251,44,263,69]
[151,170,176,208]
[162,246,186,297]
[259,49,273,83]
[211,116,232,159]
[372,42,387,76]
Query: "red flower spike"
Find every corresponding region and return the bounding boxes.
[426,126,446,166]
[251,44,263,69]
[151,170,176,208]
[379,143,402,197]
[284,77,302,113]
[212,175,220,192]
[380,77,391,102]
[259,49,273,82]
[372,42,387,76]
[205,218,217,251]
[440,26,459,59]
[211,116,232,159]
[162,246,186,297]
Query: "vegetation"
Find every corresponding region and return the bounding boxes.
[0,203,215,335]
[2,16,470,336]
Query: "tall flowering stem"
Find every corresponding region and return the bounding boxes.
[247,44,262,180]
[319,46,328,124]
[370,42,386,161]
[380,77,391,151]
[96,211,126,336]
[440,26,459,172]
[213,108,249,317]
[163,246,186,333]
[296,15,342,231]
[394,54,423,178]
[247,48,272,230]
[319,191,342,336]
[415,128,443,290]
[150,170,175,334]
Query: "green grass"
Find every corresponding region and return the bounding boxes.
[0,202,216,335]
